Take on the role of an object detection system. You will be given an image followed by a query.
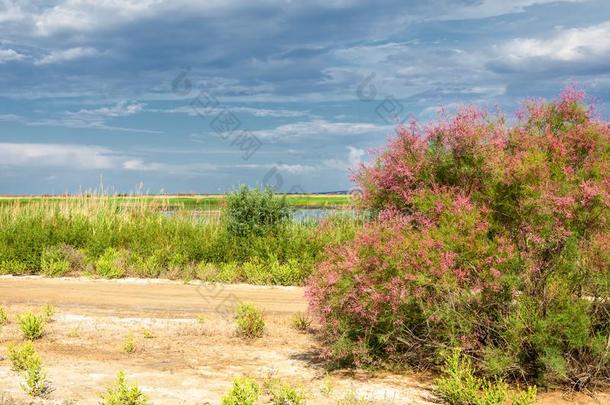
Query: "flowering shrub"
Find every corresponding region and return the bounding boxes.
[307,88,609,388]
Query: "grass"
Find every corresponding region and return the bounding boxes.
[222,376,260,405]
[291,312,311,332]
[235,303,265,339]
[16,311,46,340]
[0,193,352,209]
[0,194,359,286]
[122,332,137,354]
[99,371,148,405]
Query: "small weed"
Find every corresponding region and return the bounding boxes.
[235,303,265,339]
[122,332,137,354]
[99,370,148,405]
[142,329,155,339]
[96,248,125,279]
[68,326,81,338]
[40,245,70,277]
[21,355,53,398]
[42,304,56,322]
[7,341,39,372]
[436,349,536,405]
[291,312,311,332]
[196,314,206,324]
[222,376,260,405]
[0,305,8,325]
[266,378,307,405]
[336,390,365,405]
[320,375,334,397]
[16,311,46,340]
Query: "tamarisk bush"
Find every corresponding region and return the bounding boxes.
[306,88,609,388]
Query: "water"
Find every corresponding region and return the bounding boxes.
[161,207,357,223]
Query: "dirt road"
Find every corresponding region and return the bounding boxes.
[0,276,307,318]
[0,276,607,404]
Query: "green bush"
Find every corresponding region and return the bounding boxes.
[436,349,537,405]
[7,341,39,372]
[21,354,52,398]
[266,379,307,405]
[16,311,46,340]
[99,371,148,405]
[222,376,260,405]
[291,312,311,332]
[225,186,291,237]
[235,303,265,338]
[308,89,610,388]
[95,248,125,279]
[40,245,70,277]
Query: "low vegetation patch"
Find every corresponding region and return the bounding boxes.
[7,341,39,372]
[16,311,46,340]
[0,305,8,325]
[235,303,265,338]
[265,378,307,405]
[291,312,311,332]
[99,371,148,405]
[436,349,536,405]
[0,189,357,286]
[7,341,52,397]
[222,376,260,405]
[122,332,137,354]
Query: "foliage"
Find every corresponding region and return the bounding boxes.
[436,349,536,405]
[122,332,137,353]
[7,341,39,372]
[16,311,46,340]
[235,303,265,338]
[291,312,311,332]
[221,376,260,405]
[40,245,71,277]
[224,186,292,237]
[266,379,307,405]
[0,196,357,286]
[99,371,148,405]
[307,88,610,388]
[0,305,8,325]
[42,304,56,322]
[21,354,52,398]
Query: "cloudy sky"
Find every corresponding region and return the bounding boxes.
[1,0,609,194]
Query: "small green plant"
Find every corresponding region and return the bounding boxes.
[42,304,56,322]
[142,329,155,339]
[40,245,70,277]
[122,332,137,353]
[16,311,46,340]
[0,305,8,325]
[511,386,537,405]
[99,371,148,405]
[235,303,265,338]
[7,341,39,372]
[320,375,334,397]
[96,248,125,279]
[336,390,365,405]
[291,312,311,332]
[436,349,537,405]
[196,314,206,324]
[221,376,260,405]
[267,379,307,405]
[21,354,52,398]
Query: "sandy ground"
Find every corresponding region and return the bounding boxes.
[0,276,608,404]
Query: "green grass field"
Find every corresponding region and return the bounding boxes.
[0,194,351,209]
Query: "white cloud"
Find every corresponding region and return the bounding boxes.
[0,48,25,62]
[157,105,310,118]
[249,120,391,141]
[68,101,145,118]
[36,47,99,65]
[0,142,204,173]
[324,146,365,171]
[501,21,610,62]
[0,143,118,170]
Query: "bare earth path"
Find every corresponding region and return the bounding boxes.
[0,276,607,404]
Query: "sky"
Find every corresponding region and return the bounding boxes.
[1,0,609,195]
